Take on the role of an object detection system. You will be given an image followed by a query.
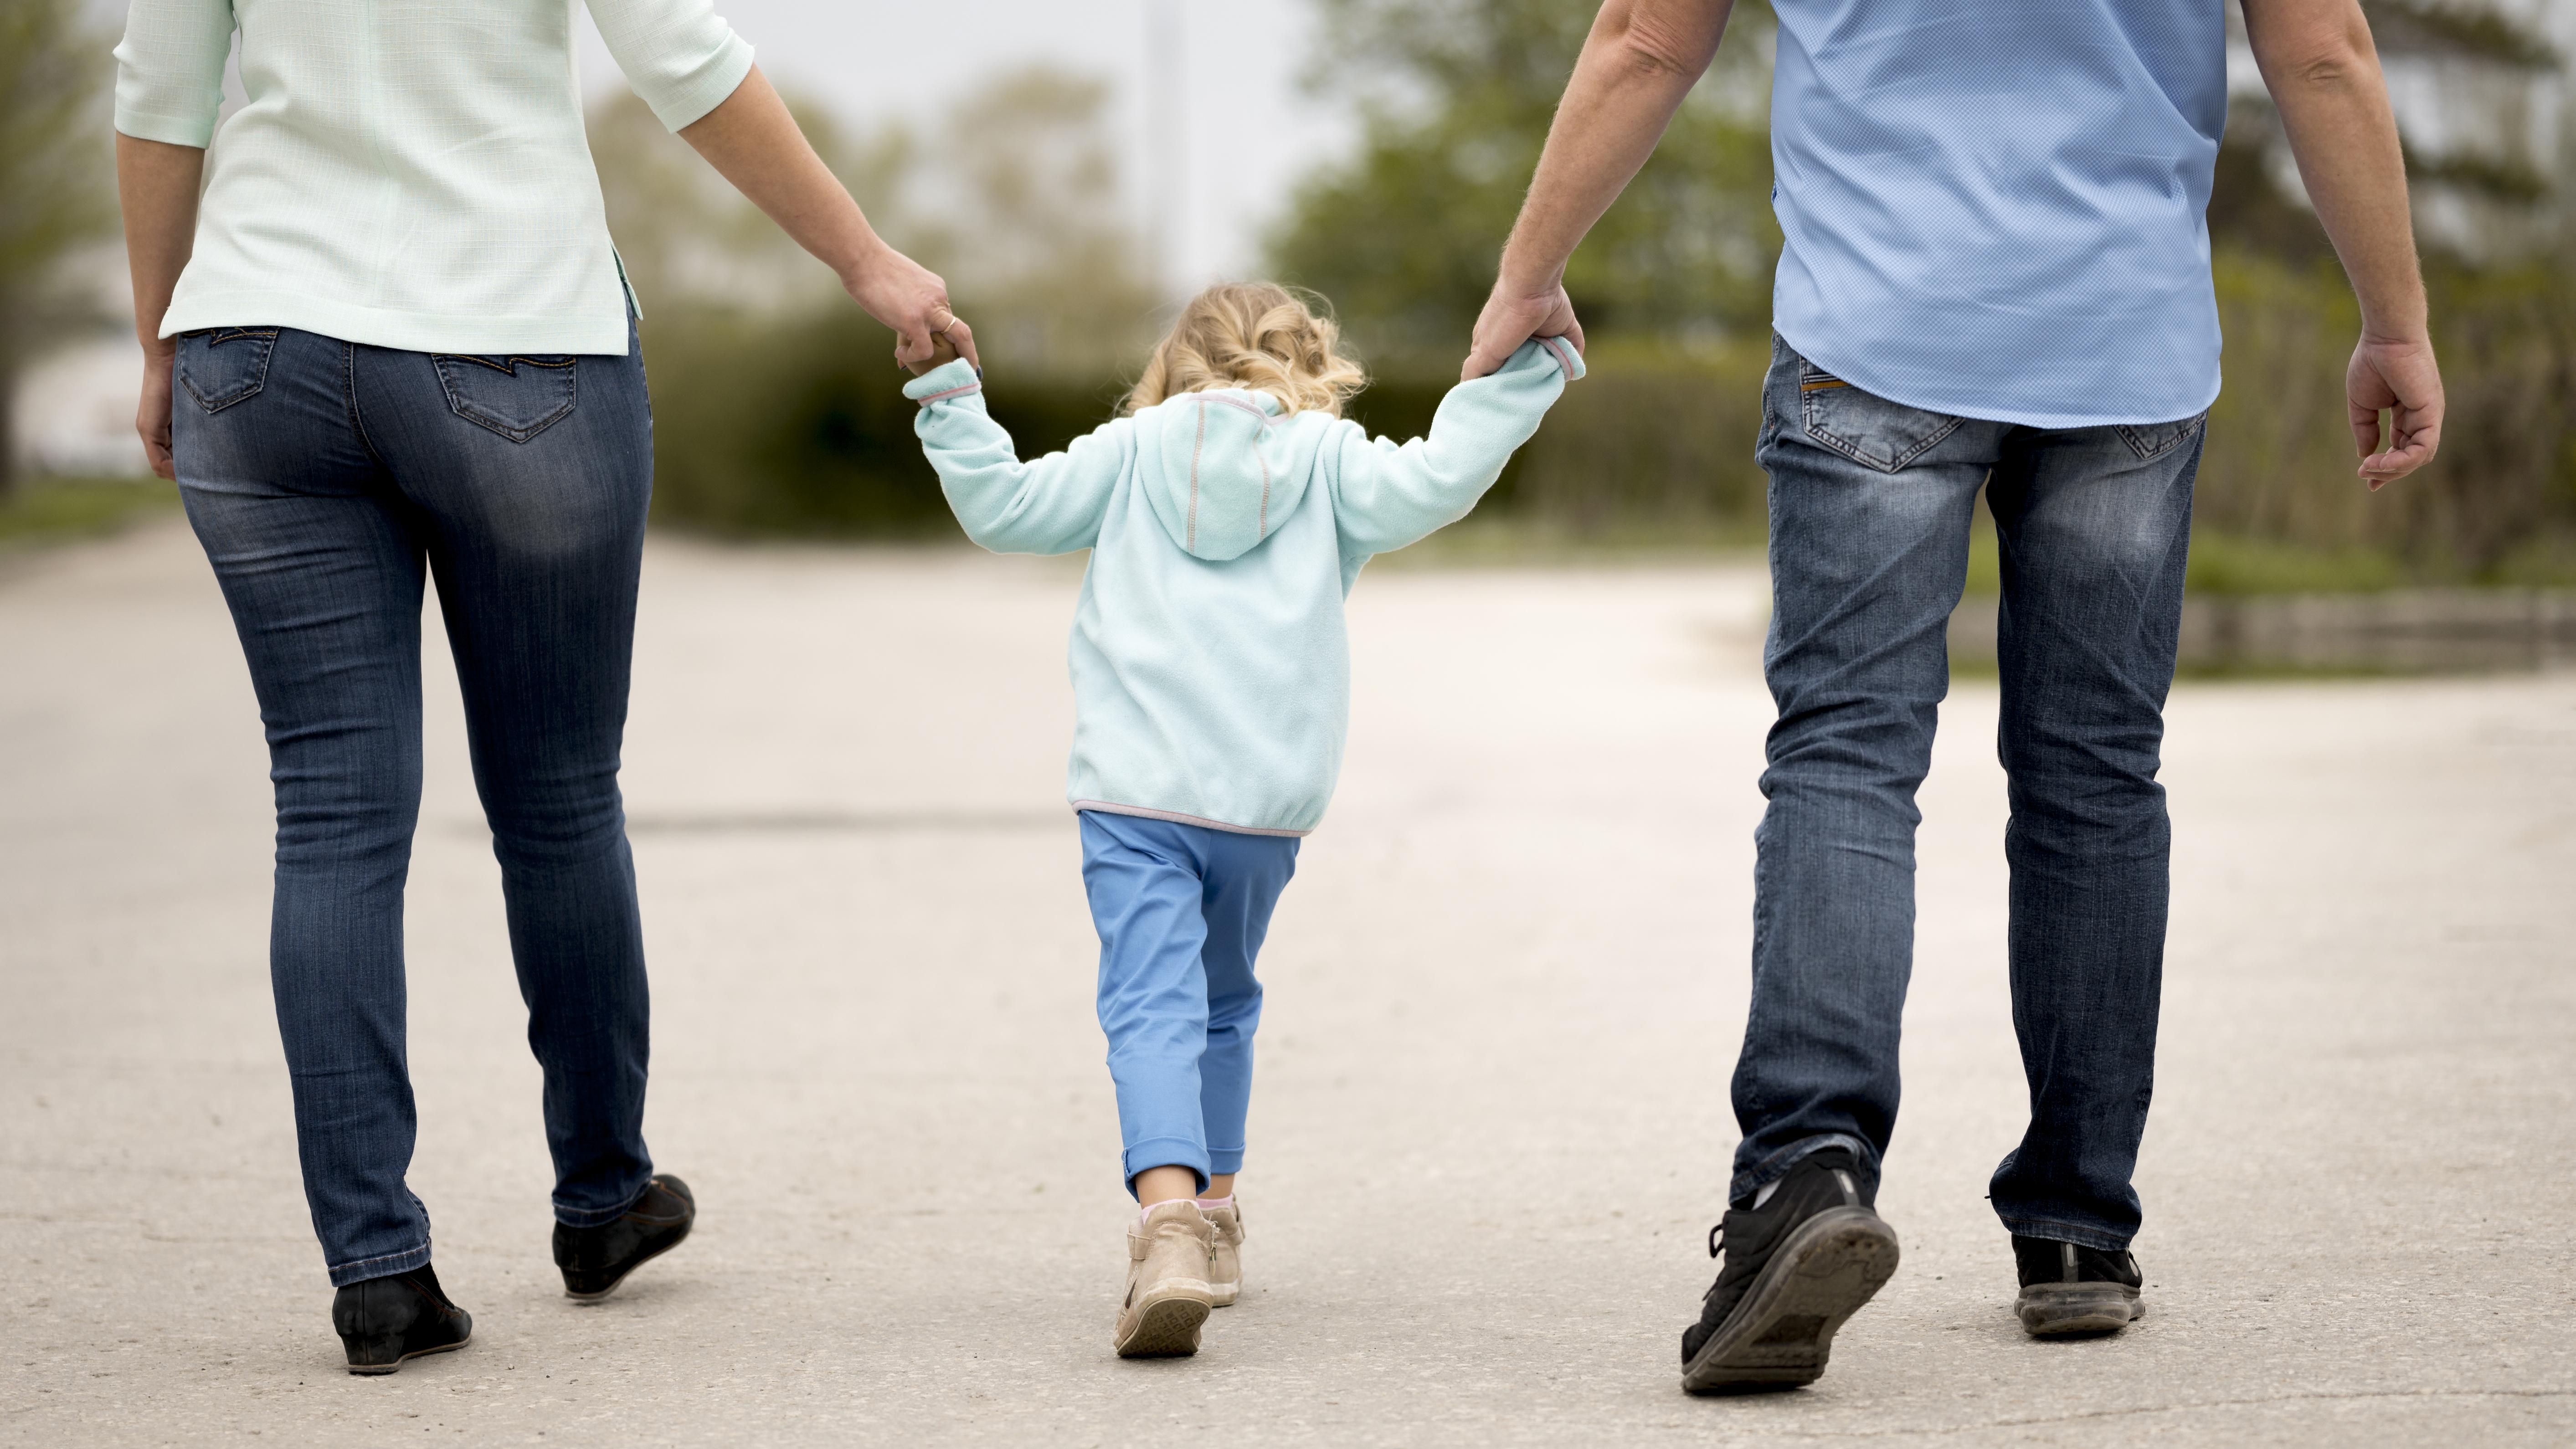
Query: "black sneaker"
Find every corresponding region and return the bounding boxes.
[2012,1235,2144,1336]
[333,1264,472,1375]
[1681,1149,1900,1393]
[555,1174,696,1302]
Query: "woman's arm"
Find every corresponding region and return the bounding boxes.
[116,134,204,481]
[674,68,976,371]
[905,362,1126,555]
[2241,0,2441,486]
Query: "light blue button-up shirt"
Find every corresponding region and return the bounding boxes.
[1768,0,2230,428]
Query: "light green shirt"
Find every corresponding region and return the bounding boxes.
[115,0,753,355]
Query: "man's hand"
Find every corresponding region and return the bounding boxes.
[136,344,176,479]
[1458,0,1735,379]
[1464,281,1584,381]
[2243,0,2439,487]
[2348,334,2441,488]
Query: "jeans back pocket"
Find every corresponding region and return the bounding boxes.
[431,354,578,443]
[2114,412,2207,462]
[175,328,279,413]
[1796,358,1963,473]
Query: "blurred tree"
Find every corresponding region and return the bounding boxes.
[924,67,1159,376]
[586,89,920,313]
[0,0,115,498]
[1270,0,1778,358]
[2211,0,2566,261]
[587,66,1154,377]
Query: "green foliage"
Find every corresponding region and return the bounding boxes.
[0,0,116,494]
[0,478,180,547]
[641,307,1129,537]
[1270,0,1778,357]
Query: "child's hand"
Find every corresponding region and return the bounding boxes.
[902,313,973,376]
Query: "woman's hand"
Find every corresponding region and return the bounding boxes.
[136,344,177,479]
[844,243,979,374]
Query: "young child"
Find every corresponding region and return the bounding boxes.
[903,283,1579,1357]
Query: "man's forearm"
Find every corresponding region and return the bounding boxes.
[1495,0,1736,296]
[117,133,205,349]
[2245,0,2425,339]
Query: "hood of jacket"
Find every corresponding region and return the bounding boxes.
[1138,389,1313,562]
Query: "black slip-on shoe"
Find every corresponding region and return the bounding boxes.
[2013,1235,2144,1336]
[555,1173,695,1303]
[1681,1149,1900,1394]
[333,1264,472,1375]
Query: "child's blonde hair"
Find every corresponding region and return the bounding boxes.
[1123,282,1368,418]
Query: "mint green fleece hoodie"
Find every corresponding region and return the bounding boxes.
[905,336,1582,836]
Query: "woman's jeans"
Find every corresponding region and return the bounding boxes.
[1079,811,1299,1194]
[1733,336,2203,1251]
[170,324,657,1285]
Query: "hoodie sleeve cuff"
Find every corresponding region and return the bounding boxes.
[1529,335,1586,381]
[904,359,984,406]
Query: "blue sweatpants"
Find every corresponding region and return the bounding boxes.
[1079,810,1299,1194]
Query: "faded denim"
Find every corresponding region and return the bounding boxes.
[1731,336,2202,1251]
[171,324,658,1285]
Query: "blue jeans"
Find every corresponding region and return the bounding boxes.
[171,324,658,1285]
[1079,811,1299,1193]
[1733,336,2202,1251]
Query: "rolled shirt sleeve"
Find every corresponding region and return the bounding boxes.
[113,0,235,149]
[585,0,755,132]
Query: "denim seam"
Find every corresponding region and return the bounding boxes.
[2114,411,2208,463]
[430,353,580,444]
[1997,1214,2134,1252]
[1728,1133,1876,1203]
[177,329,278,414]
[1800,388,1964,473]
[554,1175,658,1228]
[328,1239,432,1281]
[339,341,391,470]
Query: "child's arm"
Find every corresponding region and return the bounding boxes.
[1326,337,1584,558]
[906,359,1132,556]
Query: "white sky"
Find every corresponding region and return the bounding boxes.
[571,0,1356,290]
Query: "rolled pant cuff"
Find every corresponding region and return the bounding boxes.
[554,1174,658,1229]
[1123,1137,1210,1197]
[1207,1146,1244,1178]
[1995,1213,2134,1253]
[326,1238,432,1289]
[1729,1133,1879,1208]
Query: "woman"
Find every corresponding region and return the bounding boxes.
[113,0,972,1374]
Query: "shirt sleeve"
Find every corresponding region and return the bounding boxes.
[113,0,235,149]
[584,0,756,132]
[1327,337,1583,559]
[906,361,1132,557]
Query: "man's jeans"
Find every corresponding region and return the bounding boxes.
[1732,336,2203,1250]
[172,324,657,1285]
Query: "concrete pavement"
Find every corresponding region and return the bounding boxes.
[3,519,2571,1446]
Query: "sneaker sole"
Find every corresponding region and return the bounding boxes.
[562,1220,692,1304]
[1210,1282,1240,1308]
[1116,1285,1214,1358]
[2017,1283,2144,1336]
[1682,1206,1900,1394]
[344,1332,470,1376]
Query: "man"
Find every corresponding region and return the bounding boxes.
[1463,0,2443,1392]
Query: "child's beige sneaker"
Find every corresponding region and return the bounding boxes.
[1116,1201,1217,1357]
[1203,1199,1245,1306]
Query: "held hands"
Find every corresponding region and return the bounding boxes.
[840,240,978,375]
[1462,273,1585,381]
[2347,334,2442,489]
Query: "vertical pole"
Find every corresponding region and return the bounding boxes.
[1144,0,1188,301]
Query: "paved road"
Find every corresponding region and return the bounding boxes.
[4,520,2572,1447]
